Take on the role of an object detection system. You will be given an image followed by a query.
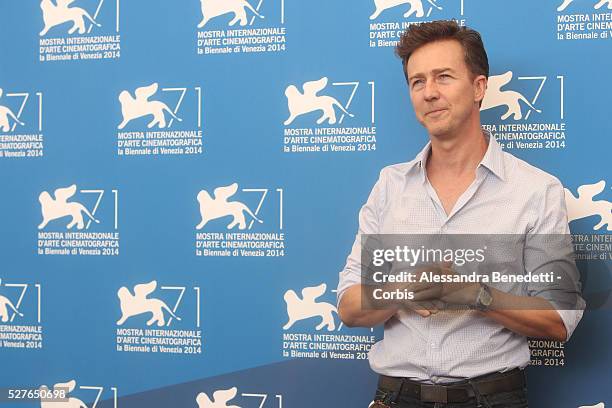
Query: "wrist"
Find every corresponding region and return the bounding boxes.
[473,283,493,311]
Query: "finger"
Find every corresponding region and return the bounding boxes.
[411,303,434,317]
[415,301,439,314]
[414,308,431,317]
[411,286,443,301]
[407,281,440,293]
[405,301,439,317]
[431,300,446,310]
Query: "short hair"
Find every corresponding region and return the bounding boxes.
[396,20,489,80]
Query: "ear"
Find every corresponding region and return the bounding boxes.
[473,75,487,104]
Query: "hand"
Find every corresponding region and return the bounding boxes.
[440,281,480,307]
[404,299,446,317]
[362,280,443,318]
[368,263,474,314]
[375,263,450,316]
[409,264,480,307]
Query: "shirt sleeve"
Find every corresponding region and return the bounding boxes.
[524,178,585,341]
[336,168,388,307]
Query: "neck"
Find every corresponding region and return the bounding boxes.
[427,120,487,176]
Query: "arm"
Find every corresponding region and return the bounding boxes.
[481,288,567,341]
[519,179,585,341]
[433,281,568,341]
[336,169,438,327]
[437,179,584,342]
[338,283,439,327]
[337,170,390,327]
[338,284,398,328]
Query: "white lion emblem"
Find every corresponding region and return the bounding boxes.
[557,0,612,11]
[565,180,612,231]
[480,71,541,121]
[39,379,88,408]
[196,183,263,230]
[196,387,242,408]
[117,83,182,130]
[39,0,101,36]
[38,184,100,230]
[197,0,264,28]
[283,283,338,331]
[0,88,25,132]
[284,77,354,126]
[0,294,23,323]
[116,280,181,327]
[369,0,442,20]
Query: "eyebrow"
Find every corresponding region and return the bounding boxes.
[408,67,455,82]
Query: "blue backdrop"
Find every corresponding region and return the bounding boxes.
[0,1,610,407]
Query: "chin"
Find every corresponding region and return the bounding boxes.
[424,124,453,139]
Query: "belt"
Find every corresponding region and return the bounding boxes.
[378,368,525,403]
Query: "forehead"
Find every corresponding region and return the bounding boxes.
[406,39,468,76]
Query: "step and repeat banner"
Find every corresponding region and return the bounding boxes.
[0,1,610,407]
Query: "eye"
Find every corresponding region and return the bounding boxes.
[411,79,424,89]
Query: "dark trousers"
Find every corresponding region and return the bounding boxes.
[374,377,528,408]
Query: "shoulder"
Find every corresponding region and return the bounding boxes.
[501,152,570,233]
[362,159,416,206]
[503,151,563,192]
[377,159,418,180]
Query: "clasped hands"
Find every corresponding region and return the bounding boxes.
[370,263,481,317]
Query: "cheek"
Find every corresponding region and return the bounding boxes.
[448,89,471,110]
[409,94,423,114]
[408,92,417,107]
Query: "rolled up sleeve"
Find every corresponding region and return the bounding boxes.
[524,178,585,341]
[336,169,388,307]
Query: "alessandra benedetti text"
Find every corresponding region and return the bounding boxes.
[372,270,557,284]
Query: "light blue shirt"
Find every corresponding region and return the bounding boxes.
[337,132,584,383]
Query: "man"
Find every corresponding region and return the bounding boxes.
[336,20,584,408]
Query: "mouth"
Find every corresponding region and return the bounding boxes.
[425,108,448,117]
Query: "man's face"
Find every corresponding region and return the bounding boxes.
[406,39,486,138]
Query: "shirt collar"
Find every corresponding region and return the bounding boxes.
[479,130,506,181]
[404,129,506,181]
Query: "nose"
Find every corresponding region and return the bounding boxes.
[423,79,440,101]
